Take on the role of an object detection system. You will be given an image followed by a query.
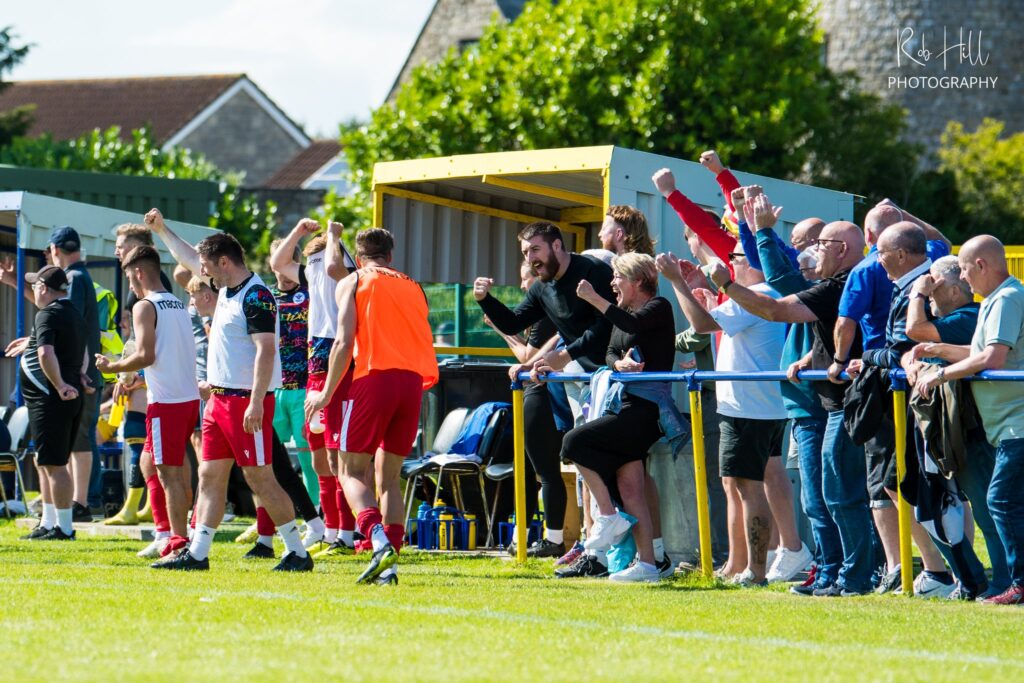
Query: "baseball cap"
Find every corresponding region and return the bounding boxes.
[25,264,69,291]
[49,226,81,252]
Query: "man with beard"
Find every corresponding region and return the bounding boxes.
[474,222,614,557]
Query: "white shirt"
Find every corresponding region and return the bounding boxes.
[709,282,788,420]
[143,291,200,404]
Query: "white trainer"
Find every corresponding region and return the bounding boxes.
[766,542,814,583]
[913,571,957,599]
[610,561,661,583]
[137,537,169,559]
[583,512,631,551]
[302,528,325,550]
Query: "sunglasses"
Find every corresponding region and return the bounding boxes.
[727,252,747,262]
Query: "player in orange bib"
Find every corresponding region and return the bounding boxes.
[305,227,438,585]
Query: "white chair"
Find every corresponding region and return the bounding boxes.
[0,406,31,518]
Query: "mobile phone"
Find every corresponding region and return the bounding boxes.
[628,347,644,363]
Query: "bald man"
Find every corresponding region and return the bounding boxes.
[917,235,1024,605]
[703,220,875,596]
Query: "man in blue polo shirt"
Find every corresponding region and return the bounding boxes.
[827,202,950,593]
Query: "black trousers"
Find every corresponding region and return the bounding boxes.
[523,383,566,529]
[271,433,319,523]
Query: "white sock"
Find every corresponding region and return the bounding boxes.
[545,529,564,544]
[57,508,73,535]
[188,524,216,561]
[370,523,390,552]
[653,537,665,562]
[257,534,274,548]
[340,529,354,545]
[155,530,171,541]
[41,503,57,529]
[324,528,339,544]
[279,520,308,558]
[187,526,195,540]
[593,549,608,565]
[305,517,325,537]
[639,561,657,573]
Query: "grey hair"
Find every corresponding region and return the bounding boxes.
[931,255,973,298]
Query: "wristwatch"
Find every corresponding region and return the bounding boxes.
[936,367,946,383]
[720,279,734,292]
[832,355,849,365]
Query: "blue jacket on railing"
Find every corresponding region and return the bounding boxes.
[590,368,691,459]
[755,229,826,420]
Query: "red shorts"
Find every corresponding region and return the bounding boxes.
[145,400,201,467]
[201,392,275,467]
[340,370,423,457]
[305,368,353,451]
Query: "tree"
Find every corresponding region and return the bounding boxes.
[337,0,916,227]
[936,118,1024,243]
[0,26,33,147]
[0,125,278,259]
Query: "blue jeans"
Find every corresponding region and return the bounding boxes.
[821,410,874,592]
[793,416,843,586]
[987,437,1024,587]
[957,433,1010,591]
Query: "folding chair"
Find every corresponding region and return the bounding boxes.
[0,406,31,518]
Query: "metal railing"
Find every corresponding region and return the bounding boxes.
[509,367,1021,595]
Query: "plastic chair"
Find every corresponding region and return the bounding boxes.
[0,406,31,518]
[402,407,469,523]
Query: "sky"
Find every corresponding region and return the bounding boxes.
[3,0,436,138]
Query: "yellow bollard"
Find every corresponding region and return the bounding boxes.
[512,386,528,564]
[688,388,714,579]
[892,389,914,596]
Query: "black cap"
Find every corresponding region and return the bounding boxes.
[25,265,69,292]
[49,226,81,252]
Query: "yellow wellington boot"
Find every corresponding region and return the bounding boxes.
[103,487,144,525]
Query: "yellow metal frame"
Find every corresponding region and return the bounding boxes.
[893,389,914,595]
[434,345,515,358]
[689,388,714,578]
[512,386,528,564]
[481,174,602,208]
[376,185,586,247]
[372,146,615,185]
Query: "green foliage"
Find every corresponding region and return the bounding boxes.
[0,125,277,259]
[337,0,916,226]
[0,26,33,147]
[937,118,1024,243]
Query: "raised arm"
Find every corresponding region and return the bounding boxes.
[878,199,951,248]
[473,277,545,335]
[905,275,942,343]
[271,218,318,283]
[704,261,816,324]
[324,221,351,281]
[699,150,741,215]
[306,273,358,419]
[656,253,721,334]
[653,168,737,263]
[145,208,203,279]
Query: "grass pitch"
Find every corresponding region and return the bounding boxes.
[0,518,1020,682]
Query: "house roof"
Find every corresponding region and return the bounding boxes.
[261,140,342,189]
[0,74,293,145]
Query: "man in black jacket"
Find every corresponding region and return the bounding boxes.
[474,222,614,557]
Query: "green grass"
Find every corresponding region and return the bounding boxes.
[0,518,1020,682]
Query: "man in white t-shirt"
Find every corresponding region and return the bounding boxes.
[96,246,199,554]
[660,250,787,586]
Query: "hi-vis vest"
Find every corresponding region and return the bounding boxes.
[94,282,124,383]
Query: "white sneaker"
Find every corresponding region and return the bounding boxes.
[766,548,777,570]
[766,542,814,583]
[302,528,325,550]
[583,512,631,551]
[913,571,956,599]
[609,561,661,583]
[137,537,169,558]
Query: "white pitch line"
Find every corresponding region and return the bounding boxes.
[3,575,1020,670]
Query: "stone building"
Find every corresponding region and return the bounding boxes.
[389,0,1024,156]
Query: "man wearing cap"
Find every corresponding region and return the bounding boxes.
[2,227,103,519]
[13,266,87,540]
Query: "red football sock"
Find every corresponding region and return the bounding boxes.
[256,506,276,536]
[356,507,383,540]
[384,523,405,554]
[336,485,355,531]
[319,476,340,529]
[145,475,170,533]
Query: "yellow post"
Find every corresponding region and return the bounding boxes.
[688,388,714,579]
[892,389,914,596]
[512,386,528,564]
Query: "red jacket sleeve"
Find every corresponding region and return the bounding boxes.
[665,189,737,263]
[716,169,741,214]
